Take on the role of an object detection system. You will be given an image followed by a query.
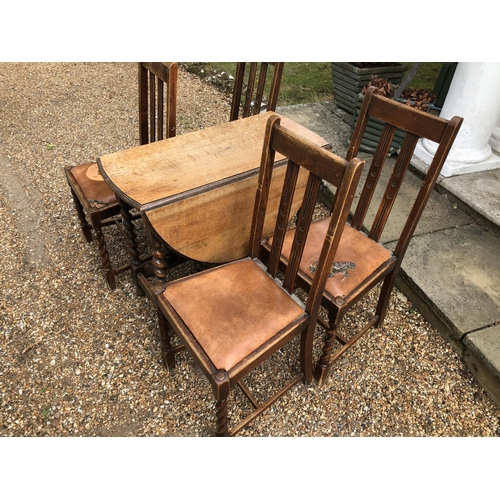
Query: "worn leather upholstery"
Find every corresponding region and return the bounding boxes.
[162,258,306,371]
[70,162,117,207]
[279,217,392,299]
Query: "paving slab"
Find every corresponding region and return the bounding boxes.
[353,158,473,244]
[396,224,500,340]
[463,324,500,406]
[440,168,500,230]
[464,325,500,378]
[278,102,351,157]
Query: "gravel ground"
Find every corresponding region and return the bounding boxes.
[0,62,499,437]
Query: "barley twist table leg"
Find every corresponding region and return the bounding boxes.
[152,236,168,283]
[118,197,144,296]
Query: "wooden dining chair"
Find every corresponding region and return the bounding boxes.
[230,63,284,121]
[154,114,364,436]
[268,86,464,386]
[64,62,178,289]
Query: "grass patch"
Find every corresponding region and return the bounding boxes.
[280,62,333,105]
[402,62,444,91]
[183,62,445,106]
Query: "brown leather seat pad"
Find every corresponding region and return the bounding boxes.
[71,162,117,206]
[162,259,306,371]
[280,217,392,299]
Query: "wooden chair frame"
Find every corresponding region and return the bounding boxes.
[64,62,178,289]
[269,86,463,386]
[139,62,177,144]
[230,63,284,121]
[155,114,364,436]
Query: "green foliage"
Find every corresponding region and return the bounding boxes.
[183,62,333,106]
[183,62,443,106]
[402,62,443,91]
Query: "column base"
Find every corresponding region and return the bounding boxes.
[489,125,500,155]
[413,140,500,177]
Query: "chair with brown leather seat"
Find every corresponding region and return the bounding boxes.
[65,62,178,289]
[154,114,364,436]
[230,62,284,121]
[270,86,463,386]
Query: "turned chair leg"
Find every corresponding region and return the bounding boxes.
[314,309,345,386]
[158,309,176,370]
[215,399,229,437]
[314,324,338,386]
[70,188,93,243]
[94,224,115,290]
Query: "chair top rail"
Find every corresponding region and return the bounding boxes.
[140,62,177,83]
[251,114,364,308]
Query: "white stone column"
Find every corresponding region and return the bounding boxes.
[413,62,500,177]
[489,115,500,154]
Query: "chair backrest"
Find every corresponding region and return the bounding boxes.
[230,63,284,121]
[252,114,364,317]
[138,62,178,145]
[346,86,463,257]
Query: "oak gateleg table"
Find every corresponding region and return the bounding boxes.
[97,111,330,300]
